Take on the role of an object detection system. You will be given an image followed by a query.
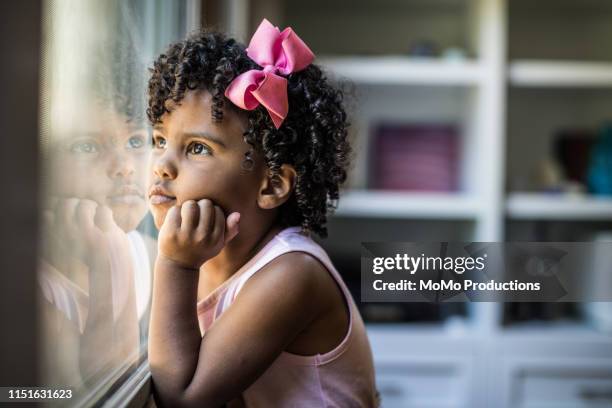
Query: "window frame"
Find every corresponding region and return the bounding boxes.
[102,362,152,408]
[0,0,42,392]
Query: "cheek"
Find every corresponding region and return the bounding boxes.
[184,163,257,209]
[131,154,149,192]
[147,153,160,185]
[133,153,148,178]
[51,156,108,199]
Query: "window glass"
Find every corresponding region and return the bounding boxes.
[38,0,189,403]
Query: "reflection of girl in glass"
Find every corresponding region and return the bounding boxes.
[38,5,155,387]
[39,100,156,388]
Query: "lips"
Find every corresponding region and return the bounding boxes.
[149,195,176,205]
[108,185,144,205]
[148,185,176,206]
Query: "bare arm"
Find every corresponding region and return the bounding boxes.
[148,201,323,407]
[79,232,139,384]
[149,257,200,396]
[42,199,140,385]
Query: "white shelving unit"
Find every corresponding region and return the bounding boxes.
[507,193,612,220]
[510,60,612,88]
[320,57,484,86]
[227,0,612,406]
[336,190,481,219]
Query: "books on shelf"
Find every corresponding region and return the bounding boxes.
[371,123,460,192]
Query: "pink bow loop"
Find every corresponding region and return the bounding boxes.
[224,18,315,129]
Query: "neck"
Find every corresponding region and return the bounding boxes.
[199,221,284,285]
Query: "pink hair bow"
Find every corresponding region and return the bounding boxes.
[224,18,315,129]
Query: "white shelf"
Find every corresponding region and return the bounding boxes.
[509,60,612,87]
[506,193,612,220]
[319,56,484,86]
[334,190,481,219]
[500,321,612,343]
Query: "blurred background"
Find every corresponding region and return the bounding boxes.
[1,0,612,407]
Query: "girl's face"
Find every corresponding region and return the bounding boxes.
[50,105,149,232]
[148,90,265,230]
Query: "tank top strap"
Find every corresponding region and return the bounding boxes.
[217,226,352,318]
[38,259,89,334]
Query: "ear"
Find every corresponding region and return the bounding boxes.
[257,164,297,210]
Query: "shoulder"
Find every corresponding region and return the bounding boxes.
[237,251,340,325]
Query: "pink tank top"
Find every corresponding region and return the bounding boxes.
[197,227,378,407]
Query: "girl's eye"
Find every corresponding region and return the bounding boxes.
[69,140,100,154]
[152,136,167,149]
[126,135,145,149]
[187,142,211,156]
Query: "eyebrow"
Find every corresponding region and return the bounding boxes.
[153,125,226,148]
[183,131,227,148]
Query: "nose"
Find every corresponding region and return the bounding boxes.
[151,151,177,180]
[108,150,135,179]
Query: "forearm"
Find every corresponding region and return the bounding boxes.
[79,256,114,383]
[149,257,203,403]
[111,264,140,368]
[79,252,139,384]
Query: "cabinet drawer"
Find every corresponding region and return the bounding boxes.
[375,358,470,408]
[510,359,612,408]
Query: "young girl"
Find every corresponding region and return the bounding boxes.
[147,19,378,407]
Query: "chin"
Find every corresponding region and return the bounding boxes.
[150,207,166,230]
[111,204,147,232]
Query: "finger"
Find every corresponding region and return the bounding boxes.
[94,205,115,232]
[57,198,80,228]
[224,212,241,244]
[211,206,225,243]
[56,199,80,240]
[41,210,61,248]
[180,200,199,233]
[196,199,214,236]
[162,205,182,232]
[75,199,97,230]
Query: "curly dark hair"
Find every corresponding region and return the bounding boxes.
[147,30,351,238]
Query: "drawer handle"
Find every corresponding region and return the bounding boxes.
[579,388,612,401]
